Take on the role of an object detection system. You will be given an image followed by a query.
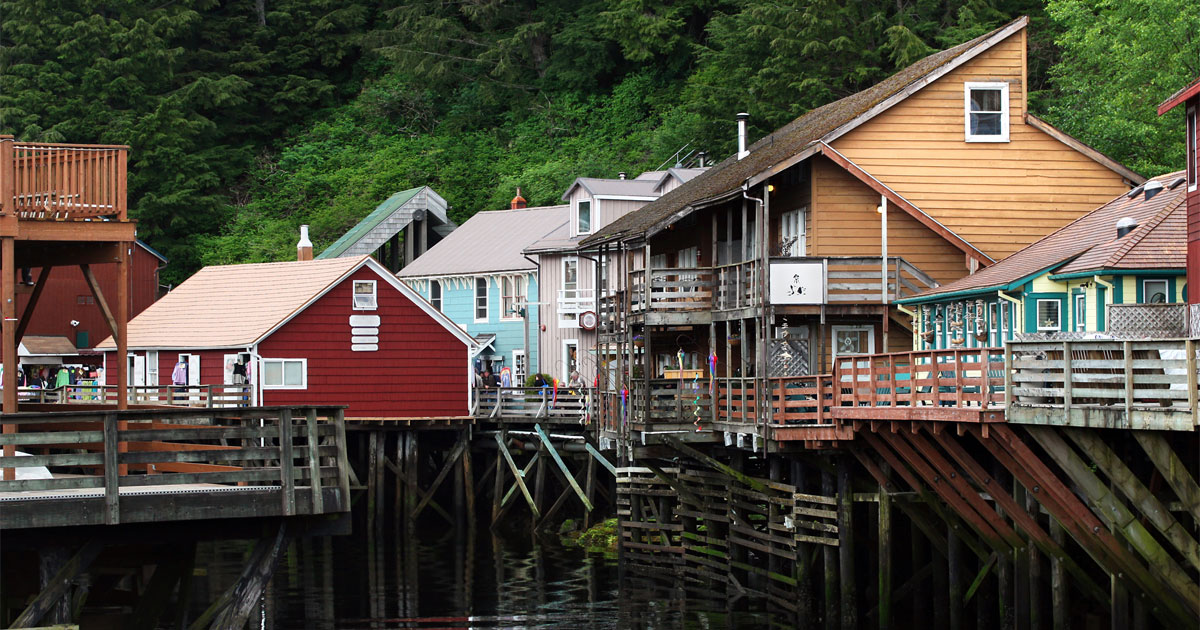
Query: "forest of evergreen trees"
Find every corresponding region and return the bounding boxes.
[1,0,1197,283]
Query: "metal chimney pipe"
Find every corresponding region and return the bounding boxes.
[297,225,313,261]
[737,113,749,160]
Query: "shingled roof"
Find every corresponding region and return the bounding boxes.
[581,17,1031,247]
[397,205,568,278]
[899,172,1187,302]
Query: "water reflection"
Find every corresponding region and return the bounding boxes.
[190,512,779,629]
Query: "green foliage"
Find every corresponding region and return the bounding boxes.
[1044,0,1200,176]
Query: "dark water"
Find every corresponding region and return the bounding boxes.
[190,511,777,629]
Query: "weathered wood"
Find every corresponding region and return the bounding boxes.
[878,483,892,630]
[127,543,195,630]
[1133,431,1200,524]
[413,436,465,518]
[12,541,104,629]
[366,431,378,532]
[838,457,857,630]
[661,434,769,493]
[534,424,593,511]
[306,409,323,514]
[948,528,963,630]
[1049,518,1066,630]
[494,433,539,518]
[279,410,296,516]
[193,523,289,630]
[584,441,617,475]
[102,413,119,525]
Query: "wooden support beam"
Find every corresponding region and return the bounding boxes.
[1133,431,1200,524]
[660,434,768,493]
[1065,428,1200,571]
[3,237,17,479]
[14,266,50,342]
[80,263,118,353]
[192,523,289,630]
[539,462,589,528]
[499,451,539,510]
[494,433,539,518]
[584,441,617,475]
[413,436,466,519]
[12,540,105,628]
[878,479,893,630]
[838,457,857,630]
[128,544,195,630]
[534,424,593,511]
[384,454,454,525]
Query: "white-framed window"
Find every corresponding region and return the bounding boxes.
[575,199,592,235]
[1187,104,1197,192]
[832,325,874,359]
[562,339,579,380]
[964,82,1009,142]
[146,350,159,386]
[1074,294,1086,331]
[262,358,306,389]
[561,258,579,326]
[501,275,524,320]
[1143,279,1169,304]
[780,208,807,256]
[474,277,489,322]
[513,349,526,384]
[430,280,442,311]
[352,280,377,310]
[1036,299,1061,331]
[988,303,1000,346]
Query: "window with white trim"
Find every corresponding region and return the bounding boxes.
[965,82,1009,142]
[780,208,806,256]
[1187,104,1197,192]
[430,280,442,311]
[988,303,1000,346]
[832,325,875,383]
[576,200,592,235]
[1036,299,1061,331]
[1074,294,1086,331]
[474,277,489,322]
[513,349,527,383]
[262,359,306,389]
[561,258,579,326]
[352,280,377,310]
[501,276,524,320]
[1143,279,1169,304]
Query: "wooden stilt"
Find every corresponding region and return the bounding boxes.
[3,237,17,480]
[128,543,195,630]
[189,523,289,630]
[997,543,1013,630]
[912,525,930,629]
[412,436,466,519]
[36,546,72,625]
[492,432,506,524]
[463,440,476,528]
[405,431,419,534]
[1025,486,1043,630]
[367,431,379,533]
[1049,518,1066,630]
[494,433,539,519]
[878,481,892,630]
[13,540,104,628]
[948,528,963,630]
[823,468,837,630]
[584,448,597,529]
[838,457,857,630]
[535,424,593,511]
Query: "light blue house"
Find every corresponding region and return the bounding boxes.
[398,197,568,382]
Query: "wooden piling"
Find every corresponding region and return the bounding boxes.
[838,457,857,630]
[878,482,892,630]
[948,528,963,630]
[367,431,379,533]
[823,468,837,630]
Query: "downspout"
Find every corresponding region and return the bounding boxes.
[997,291,1021,341]
[1094,275,1114,331]
[742,182,766,432]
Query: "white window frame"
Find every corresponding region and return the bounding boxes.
[146,350,159,386]
[430,280,442,312]
[261,358,307,390]
[352,280,377,310]
[474,277,489,323]
[988,303,1000,347]
[1074,293,1087,331]
[1036,299,1061,331]
[780,207,807,256]
[575,199,592,236]
[513,349,526,384]
[1142,279,1169,304]
[832,325,875,383]
[501,275,524,321]
[560,257,579,327]
[1187,104,1197,192]
[562,339,579,380]
[964,82,1010,143]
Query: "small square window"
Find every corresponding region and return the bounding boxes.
[353,280,377,310]
[1143,279,1169,304]
[965,82,1009,142]
[1036,299,1061,331]
[262,358,306,389]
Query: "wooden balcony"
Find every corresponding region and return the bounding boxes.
[1005,339,1198,431]
[473,386,594,425]
[830,348,1006,423]
[17,384,252,408]
[0,405,351,529]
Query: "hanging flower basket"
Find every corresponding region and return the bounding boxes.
[632,335,645,349]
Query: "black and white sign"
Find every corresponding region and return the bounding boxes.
[769,261,824,305]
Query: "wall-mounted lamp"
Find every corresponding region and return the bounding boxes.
[767,184,776,193]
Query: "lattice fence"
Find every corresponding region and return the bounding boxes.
[1191,304,1200,339]
[1108,303,1189,338]
[769,339,810,377]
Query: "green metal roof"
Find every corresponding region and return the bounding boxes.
[316,187,424,259]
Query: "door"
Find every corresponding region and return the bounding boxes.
[128,354,146,387]
[187,354,201,386]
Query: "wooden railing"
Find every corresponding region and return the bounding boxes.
[769,375,835,425]
[473,387,594,424]
[0,405,350,528]
[598,292,625,334]
[16,384,253,407]
[714,261,760,310]
[835,348,1006,409]
[1005,339,1198,429]
[631,378,712,422]
[629,268,715,313]
[4,140,128,220]
[716,377,758,424]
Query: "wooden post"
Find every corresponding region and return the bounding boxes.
[103,412,120,525]
[1123,341,1133,418]
[949,527,963,630]
[305,409,324,514]
[823,468,838,630]
[405,431,419,534]
[495,432,539,518]
[838,457,857,630]
[1061,341,1071,415]
[879,481,892,630]
[492,431,505,524]
[279,409,296,516]
[2,236,15,481]
[333,409,350,507]
[367,431,378,532]
[1186,339,1197,421]
[1026,484,1043,630]
[1049,518,1066,630]
[12,540,105,628]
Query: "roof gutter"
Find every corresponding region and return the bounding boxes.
[1048,268,1185,281]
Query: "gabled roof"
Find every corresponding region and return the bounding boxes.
[561,177,659,201]
[136,240,168,263]
[95,257,477,350]
[902,172,1187,302]
[318,186,455,259]
[20,336,80,357]
[397,205,568,279]
[1157,75,1200,115]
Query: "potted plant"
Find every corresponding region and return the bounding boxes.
[633,335,645,349]
[727,334,741,347]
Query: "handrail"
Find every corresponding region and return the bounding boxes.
[7,141,128,220]
[832,347,1005,409]
[12,384,254,407]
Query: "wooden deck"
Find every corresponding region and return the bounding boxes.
[0,405,351,529]
[18,384,253,407]
[472,387,594,425]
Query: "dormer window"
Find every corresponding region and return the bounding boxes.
[965,82,1009,142]
[352,280,377,310]
[576,200,592,235]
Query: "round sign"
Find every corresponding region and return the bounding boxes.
[579,310,598,330]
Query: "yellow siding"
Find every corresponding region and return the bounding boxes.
[810,156,969,286]
[831,29,1132,262]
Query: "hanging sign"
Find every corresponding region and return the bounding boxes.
[769,261,825,305]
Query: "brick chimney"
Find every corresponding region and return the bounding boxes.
[297,224,313,261]
[510,188,527,210]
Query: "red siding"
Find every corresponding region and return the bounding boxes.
[258,267,468,418]
[1190,95,1199,304]
[17,245,162,349]
[103,348,229,387]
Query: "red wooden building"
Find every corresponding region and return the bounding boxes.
[1159,76,1200,304]
[96,256,480,418]
[15,241,166,352]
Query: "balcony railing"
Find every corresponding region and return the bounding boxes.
[598,291,624,335]
[835,348,1006,410]
[472,386,593,424]
[1005,339,1198,430]
[630,378,712,423]
[558,288,596,317]
[629,268,715,314]
[15,384,253,407]
[4,140,128,221]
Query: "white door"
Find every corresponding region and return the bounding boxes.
[184,354,201,386]
[223,354,238,385]
[128,354,146,387]
[146,351,159,386]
